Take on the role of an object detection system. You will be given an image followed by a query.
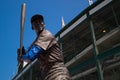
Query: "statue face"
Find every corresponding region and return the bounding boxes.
[32,20,44,33]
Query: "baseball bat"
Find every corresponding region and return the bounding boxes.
[20,3,26,56]
[18,3,26,71]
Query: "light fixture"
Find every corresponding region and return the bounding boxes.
[102,29,106,33]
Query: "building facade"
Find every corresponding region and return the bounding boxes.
[12,0,120,80]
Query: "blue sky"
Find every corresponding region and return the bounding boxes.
[0,0,96,80]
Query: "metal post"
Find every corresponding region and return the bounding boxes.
[88,13,104,80]
[111,6,119,27]
[30,68,32,80]
[21,76,24,80]
[58,35,63,53]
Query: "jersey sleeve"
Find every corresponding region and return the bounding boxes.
[22,45,43,61]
